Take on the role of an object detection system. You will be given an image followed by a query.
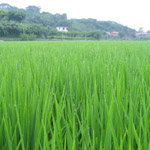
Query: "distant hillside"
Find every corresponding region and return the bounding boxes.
[0,3,136,39]
[68,19,135,37]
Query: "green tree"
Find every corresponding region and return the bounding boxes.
[87,31,102,40]
[26,6,41,13]
[0,21,22,36]
[25,24,43,37]
[0,3,14,10]
[7,10,26,22]
[0,9,8,21]
[119,31,126,38]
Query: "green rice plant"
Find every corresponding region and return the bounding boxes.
[0,41,150,149]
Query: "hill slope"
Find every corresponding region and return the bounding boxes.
[0,3,136,39]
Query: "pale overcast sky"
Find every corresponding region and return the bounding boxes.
[0,0,150,31]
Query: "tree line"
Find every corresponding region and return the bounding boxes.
[0,3,136,40]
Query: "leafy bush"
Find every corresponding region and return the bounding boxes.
[28,34,37,40]
[20,33,37,41]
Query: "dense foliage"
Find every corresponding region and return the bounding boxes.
[0,41,150,149]
[0,3,136,39]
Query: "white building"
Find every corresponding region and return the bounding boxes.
[56,27,68,32]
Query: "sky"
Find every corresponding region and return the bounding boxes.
[0,0,150,31]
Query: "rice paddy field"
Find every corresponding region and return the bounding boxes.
[0,41,150,150]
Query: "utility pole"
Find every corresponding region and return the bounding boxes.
[23,25,25,34]
[62,32,63,40]
[85,32,86,40]
[21,22,25,34]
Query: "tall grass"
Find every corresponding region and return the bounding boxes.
[0,41,150,149]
